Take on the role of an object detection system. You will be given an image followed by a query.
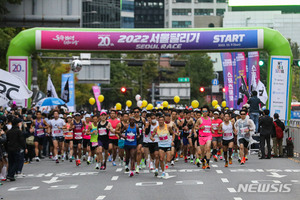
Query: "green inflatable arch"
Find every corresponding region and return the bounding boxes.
[6,27,292,121]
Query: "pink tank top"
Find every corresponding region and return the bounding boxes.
[198,117,212,137]
[83,122,91,140]
[108,118,120,140]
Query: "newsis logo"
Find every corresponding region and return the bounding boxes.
[237,183,292,193]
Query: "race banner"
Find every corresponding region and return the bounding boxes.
[235,52,248,109]
[92,86,101,111]
[231,52,238,109]
[36,29,264,52]
[61,73,75,112]
[221,53,234,108]
[248,51,260,93]
[269,56,290,122]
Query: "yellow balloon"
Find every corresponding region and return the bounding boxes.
[159,106,163,109]
[191,100,199,109]
[98,95,104,103]
[162,101,169,108]
[212,100,218,107]
[221,101,226,108]
[174,96,180,104]
[155,107,158,110]
[147,103,153,110]
[214,104,220,109]
[116,103,122,110]
[89,97,96,105]
[142,100,148,108]
[126,100,132,107]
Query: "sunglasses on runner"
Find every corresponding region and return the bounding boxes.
[134,111,139,113]
[202,111,208,113]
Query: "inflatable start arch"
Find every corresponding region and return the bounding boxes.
[6,27,292,121]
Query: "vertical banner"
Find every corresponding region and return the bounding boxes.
[61,73,75,112]
[235,52,248,109]
[8,56,29,107]
[248,51,260,92]
[221,53,234,108]
[231,52,238,109]
[92,86,101,111]
[269,56,290,122]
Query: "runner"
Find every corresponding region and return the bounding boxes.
[219,113,235,167]
[83,114,92,165]
[120,117,139,177]
[48,110,66,164]
[108,110,120,166]
[146,113,159,172]
[87,115,99,169]
[151,115,175,178]
[72,113,85,166]
[165,112,177,167]
[33,111,48,162]
[193,109,202,166]
[63,115,73,162]
[211,111,223,162]
[234,110,255,165]
[141,113,151,169]
[195,105,213,169]
[182,111,194,163]
[133,107,146,171]
[97,111,113,170]
[116,112,129,168]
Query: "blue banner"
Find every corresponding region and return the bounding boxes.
[61,73,75,112]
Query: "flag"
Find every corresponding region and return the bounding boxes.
[92,85,101,111]
[47,74,58,98]
[220,53,234,109]
[32,90,47,104]
[255,80,268,104]
[247,51,260,93]
[61,78,70,103]
[0,69,33,106]
[235,52,248,108]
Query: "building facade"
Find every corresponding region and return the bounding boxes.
[134,0,164,28]
[121,0,134,28]
[165,0,227,28]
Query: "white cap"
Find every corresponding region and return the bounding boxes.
[85,114,91,118]
[234,110,240,115]
[59,114,64,118]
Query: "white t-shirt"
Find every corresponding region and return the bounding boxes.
[49,118,66,137]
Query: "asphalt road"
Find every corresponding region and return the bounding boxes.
[0,154,300,200]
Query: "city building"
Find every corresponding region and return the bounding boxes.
[165,0,227,28]
[1,0,82,27]
[134,0,164,28]
[121,0,134,28]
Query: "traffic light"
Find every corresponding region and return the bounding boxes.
[199,87,205,93]
[293,59,300,67]
[222,87,226,93]
[259,60,264,67]
[120,87,127,93]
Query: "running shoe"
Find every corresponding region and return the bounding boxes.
[135,167,140,174]
[102,165,106,170]
[82,155,86,161]
[225,162,228,168]
[171,160,175,166]
[240,157,245,165]
[195,158,200,167]
[125,166,130,172]
[202,162,206,169]
[180,154,183,158]
[95,163,100,170]
[56,159,59,164]
[184,156,188,163]
[150,162,154,170]
[161,172,166,178]
[219,156,223,160]
[154,169,158,177]
[112,161,116,166]
[229,157,233,165]
[190,159,194,164]
[129,171,134,177]
[108,155,112,162]
[165,164,169,169]
[245,156,248,161]
[175,157,179,162]
[206,164,210,169]
[213,155,218,162]
[87,161,91,165]
[35,157,40,162]
[61,156,65,162]
[69,158,73,162]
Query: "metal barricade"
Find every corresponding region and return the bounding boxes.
[287,119,300,155]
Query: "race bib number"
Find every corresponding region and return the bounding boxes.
[109,129,116,136]
[74,132,82,139]
[203,126,211,133]
[224,132,233,137]
[91,142,98,147]
[36,129,45,136]
[127,133,135,142]
[52,129,62,136]
[159,135,168,141]
[98,128,107,136]
[212,123,219,130]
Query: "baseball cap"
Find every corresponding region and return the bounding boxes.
[74,113,81,116]
[100,111,107,116]
[85,114,91,118]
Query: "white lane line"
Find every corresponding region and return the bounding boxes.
[104,185,113,191]
[116,168,122,172]
[96,196,106,200]
[227,188,237,193]
[221,178,229,183]
[256,169,264,172]
[234,197,243,200]
[212,165,218,168]
[216,170,223,174]
[111,176,119,181]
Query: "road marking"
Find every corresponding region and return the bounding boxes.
[116,168,122,172]
[104,185,113,190]
[251,180,281,184]
[175,180,203,185]
[8,186,39,191]
[49,185,78,190]
[221,178,229,183]
[256,169,264,172]
[227,188,237,193]
[291,180,299,183]
[136,182,163,186]
[267,172,287,178]
[96,196,106,200]
[111,176,119,181]
[216,170,223,174]
[234,197,243,200]
[42,177,62,184]
[212,165,218,168]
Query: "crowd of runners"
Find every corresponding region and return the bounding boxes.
[0,105,257,181]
